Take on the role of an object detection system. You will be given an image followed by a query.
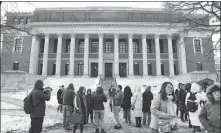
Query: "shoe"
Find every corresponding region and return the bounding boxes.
[91,120,94,123]
[95,128,99,133]
[114,125,122,129]
[101,129,106,133]
[181,118,185,122]
[124,120,128,123]
[65,127,71,131]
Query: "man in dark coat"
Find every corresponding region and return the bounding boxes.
[57,85,65,112]
[178,84,188,122]
[62,83,75,130]
[86,89,93,123]
[29,79,51,133]
[142,86,153,126]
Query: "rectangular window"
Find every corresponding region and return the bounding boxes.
[19,18,24,25]
[26,17,31,24]
[133,39,139,53]
[172,40,176,53]
[147,39,152,53]
[13,18,17,25]
[119,39,127,53]
[40,39,45,53]
[197,62,203,71]
[65,64,69,75]
[105,39,112,53]
[215,64,220,70]
[66,39,71,53]
[78,39,84,53]
[53,39,58,53]
[91,39,98,53]
[161,63,164,75]
[14,38,22,52]
[39,64,43,75]
[160,40,164,53]
[134,64,139,75]
[194,39,202,53]
[13,62,19,70]
[78,64,84,75]
[52,64,56,75]
[148,63,152,75]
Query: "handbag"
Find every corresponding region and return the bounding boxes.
[157,118,171,133]
[69,112,83,124]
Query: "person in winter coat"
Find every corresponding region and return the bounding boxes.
[198,84,220,133]
[174,89,179,118]
[131,86,143,128]
[178,84,188,122]
[92,86,107,133]
[113,85,124,129]
[185,83,207,133]
[57,85,65,112]
[86,89,93,123]
[150,82,177,133]
[184,83,192,128]
[142,86,153,127]
[73,86,88,133]
[29,79,51,133]
[62,83,75,130]
[121,86,133,124]
[109,85,116,112]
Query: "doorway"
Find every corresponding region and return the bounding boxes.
[119,63,127,77]
[91,63,98,77]
[105,63,112,77]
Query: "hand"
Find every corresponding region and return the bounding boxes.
[168,114,176,119]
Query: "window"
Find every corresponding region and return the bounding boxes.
[13,18,17,25]
[148,63,152,75]
[39,64,43,75]
[174,64,177,75]
[78,39,84,53]
[53,39,58,53]
[19,18,24,25]
[119,39,127,53]
[193,39,203,53]
[78,64,84,75]
[105,39,112,53]
[147,39,152,53]
[52,64,56,75]
[26,17,31,24]
[160,40,164,53]
[215,64,220,70]
[66,39,71,53]
[91,39,98,53]
[13,62,19,70]
[161,63,164,75]
[65,64,69,75]
[40,39,45,53]
[172,40,176,53]
[14,38,23,52]
[134,63,139,75]
[133,39,139,53]
[197,62,203,71]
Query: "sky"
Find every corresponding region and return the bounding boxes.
[2,2,163,12]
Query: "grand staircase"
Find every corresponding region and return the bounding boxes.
[99,77,117,98]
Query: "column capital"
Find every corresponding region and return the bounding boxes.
[114,33,119,38]
[154,33,160,38]
[57,33,63,38]
[71,33,76,38]
[167,34,173,39]
[142,34,147,39]
[45,33,50,38]
[128,33,133,38]
[84,33,89,38]
[98,33,104,38]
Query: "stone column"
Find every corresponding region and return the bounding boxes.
[42,34,50,76]
[29,35,37,74]
[155,34,161,76]
[142,34,148,76]
[34,37,40,74]
[167,34,174,76]
[83,33,89,77]
[180,34,187,74]
[55,33,62,76]
[69,33,75,76]
[98,33,103,77]
[114,33,119,78]
[128,33,134,77]
[176,39,182,74]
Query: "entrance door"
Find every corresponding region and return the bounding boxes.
[105,63,112,77]
[91,63,98,77]
[119,63,127,77]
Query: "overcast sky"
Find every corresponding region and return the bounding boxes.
[2,2,163,12]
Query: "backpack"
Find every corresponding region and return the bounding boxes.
[23,92,34,114]
[186,92,198,112]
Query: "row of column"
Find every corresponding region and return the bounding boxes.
[29,33,187,77]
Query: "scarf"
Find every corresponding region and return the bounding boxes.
[166,95,177,127]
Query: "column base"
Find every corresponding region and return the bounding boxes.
[54,75,61,78]
[82,75,89,78]
[128,75,135,78]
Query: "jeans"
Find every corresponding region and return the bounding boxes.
[143,112,151,126]
[57,104,63,112]
[113,106,121,126]
[87,109,93,122]
[123,109,131,122]
[180,107,188,120]
[94,110,105,129]
[29,117,44,133]
[63,105,73,129]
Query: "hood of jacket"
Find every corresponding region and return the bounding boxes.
[206,84,220,102]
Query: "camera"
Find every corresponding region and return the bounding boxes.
[43,87,53,93]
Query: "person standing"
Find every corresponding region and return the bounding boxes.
[29,79,51,133]
[73,86,88,133]
[109,85,116,112]
[178,84,188,122]
[57,85,65,113]
[113,85,124,129]
[131,86,143,128]
[92,86,107,133]
[86,89,93,123]
[62,83,75,130]
[121,86,133,124]
[142,86,153,127]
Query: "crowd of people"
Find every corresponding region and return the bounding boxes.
[27,79,220,133]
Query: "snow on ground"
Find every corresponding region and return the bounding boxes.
[1,91,28,100]
[1,102,22,110]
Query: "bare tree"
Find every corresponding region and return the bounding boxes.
[164,2,220,59]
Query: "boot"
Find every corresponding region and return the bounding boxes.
[138,117,142,127]
[80,125,84,133]
[73,126,77,133]
[135,117,139,127]
[101,129,106,133]
[95,128,99,133]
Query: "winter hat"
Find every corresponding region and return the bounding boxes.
[206,84,220,103]
[190,83,201,93]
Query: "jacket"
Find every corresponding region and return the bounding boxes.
[131,91,143,117]
[30,88,51,118]
[92,93,107,110]
[57,89,63,104]
[121,91,133,109]
[86,94,93,111]
[113,90,124,106]
[62,88,75,106]
[142,90,153,113]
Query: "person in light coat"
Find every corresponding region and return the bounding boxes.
[131,86,143,127]
[185,83,207,133]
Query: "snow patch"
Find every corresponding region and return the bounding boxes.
[1,102,22,110]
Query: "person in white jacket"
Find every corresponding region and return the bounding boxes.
[185,83,207,133]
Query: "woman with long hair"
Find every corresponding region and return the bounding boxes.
[150,82,177,133]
